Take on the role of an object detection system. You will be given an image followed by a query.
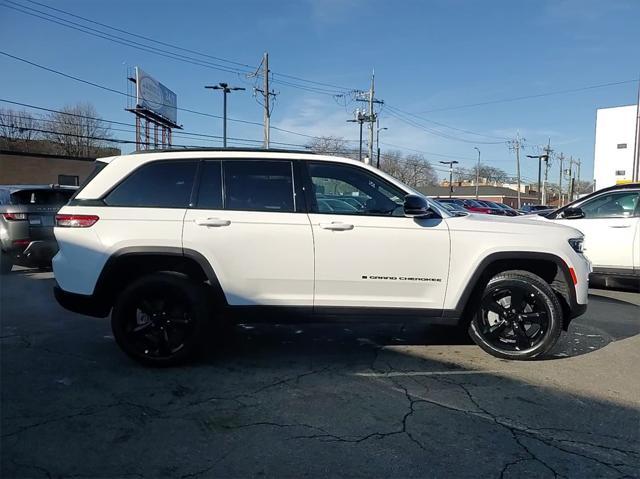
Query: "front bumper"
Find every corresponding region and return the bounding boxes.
[53,285,110,318]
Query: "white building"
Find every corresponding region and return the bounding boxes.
[593,103,639,189]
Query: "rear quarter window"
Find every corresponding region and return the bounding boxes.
[104,160,197,208]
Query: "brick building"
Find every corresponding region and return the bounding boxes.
[1,150,107,185]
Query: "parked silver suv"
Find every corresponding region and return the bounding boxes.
[0,185,76,273]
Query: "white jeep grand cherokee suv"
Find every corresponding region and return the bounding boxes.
[53,148,590,366]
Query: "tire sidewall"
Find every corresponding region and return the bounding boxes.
[111,273,209,367]
[469,274,562,360]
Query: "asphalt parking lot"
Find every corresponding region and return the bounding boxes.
[1,269,639,479]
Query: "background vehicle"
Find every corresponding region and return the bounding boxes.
[436,198,498,214]
[475,200,508,215]
[52,149,589,366]
[0,185,76,274]
[521,204,552,214]
[493,202,521,216]
[435,200,468,216]
[542,183,639,288]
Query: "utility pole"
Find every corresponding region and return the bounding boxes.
[204,82,245,147]
[252,52,277,149]
[576,158,581,195]
[508,133,525,208]
[567,157,575,203]
[263,52,270,148]
[367,71,375,165]
[376,118,387,169]
[440,160,459,198]
[542,139,552,205]
[558,152,565,207]
[355,71,383,165]
[633,79,640,182]
[474,147,481,199]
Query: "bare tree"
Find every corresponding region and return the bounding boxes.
[379,151,437,187]
[0,109,40,142]
[456,162,509,184]
[44,103,113,157]
[307,136,356,159]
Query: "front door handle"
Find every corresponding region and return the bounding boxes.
[319,222,354,231]
[195,218,231,227]
[609,225,630,229]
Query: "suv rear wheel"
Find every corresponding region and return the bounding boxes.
[468,270,563,360]
[111,272,210,366]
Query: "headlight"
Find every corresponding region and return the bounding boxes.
[568,237,584,253]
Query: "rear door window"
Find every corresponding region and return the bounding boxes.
[105,161,197,208]
[223,160,295,213]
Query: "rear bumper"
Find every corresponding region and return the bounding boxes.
[53,284,110,318]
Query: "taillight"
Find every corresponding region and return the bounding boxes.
[2,212,27,220]
[55,214,99,228]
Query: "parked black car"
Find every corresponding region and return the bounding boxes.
[0,185,76,273]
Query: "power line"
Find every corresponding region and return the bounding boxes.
[2,0,351,97]
[22,0,355,92]
[383,107,506,145]
[384,104,508,141]
[415,79,640,114]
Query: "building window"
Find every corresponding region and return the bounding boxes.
[58,174,79,186]
[615,170,626,176]
[617,143,627,149]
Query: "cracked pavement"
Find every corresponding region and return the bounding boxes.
[1,269,639,478]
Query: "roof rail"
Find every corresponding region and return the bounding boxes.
[129,147,315,155]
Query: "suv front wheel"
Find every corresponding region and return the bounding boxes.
[111,272,210,366]
[468,270,563,360]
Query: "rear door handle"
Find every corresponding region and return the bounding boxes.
[319,222,354,231]
[195,218,231,227]
[609,225,630,228]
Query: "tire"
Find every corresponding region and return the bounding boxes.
[111,272,210,367]
[468,270,563,360]
[0,251,13,274]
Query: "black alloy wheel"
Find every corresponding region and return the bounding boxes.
[112,272,209,366]
[469,270,563,360]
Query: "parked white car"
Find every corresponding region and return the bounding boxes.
[540,183,639,286]
[52,148,590,365]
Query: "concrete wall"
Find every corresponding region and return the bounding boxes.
[0,151,96,185]
[593,104,637,189]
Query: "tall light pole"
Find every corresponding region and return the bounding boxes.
[440,160,459,198]
[205,82,245,147]
[376,121,388,168]
[473,147,481,199]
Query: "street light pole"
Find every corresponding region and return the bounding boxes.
[376,120,388,169]
[205,82,245,147]
[473,147,481,199]
[440,160,459,198]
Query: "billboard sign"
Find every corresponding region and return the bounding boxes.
[135,67,177,124]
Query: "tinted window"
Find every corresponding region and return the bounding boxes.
[308,162,405,216]
[223,160,294,212]
[196,161,223,209]
[9,189,75,205]
[105,161,197,208]
[579,191,639,218]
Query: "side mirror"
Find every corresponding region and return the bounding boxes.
[404,194,434,218]
[562,207,585,219]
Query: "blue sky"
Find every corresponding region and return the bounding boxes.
[1,0,638,183]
